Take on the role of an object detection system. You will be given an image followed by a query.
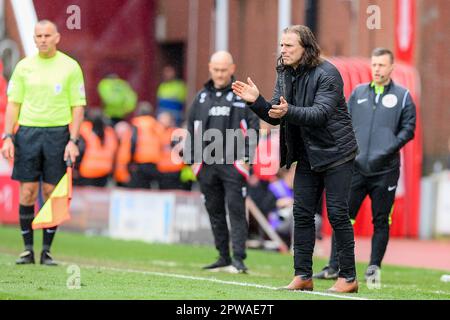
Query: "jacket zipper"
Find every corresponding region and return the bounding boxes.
[365,93,380,170]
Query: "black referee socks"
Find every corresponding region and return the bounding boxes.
[19,205,35,251]
[43,227,57,252]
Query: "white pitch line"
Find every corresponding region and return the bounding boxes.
[61,261,370,300]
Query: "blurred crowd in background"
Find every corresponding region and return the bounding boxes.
[75,65,299,247]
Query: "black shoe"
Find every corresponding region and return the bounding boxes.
[312,266,339,280]
[202,256,231,270]
[16,250,35,265]
[364,265,380,281]
[231,258,248,274]
[40,250,58,266]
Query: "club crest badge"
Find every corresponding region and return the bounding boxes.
[382,94,398,108]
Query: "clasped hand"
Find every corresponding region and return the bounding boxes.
[268,96,288,119]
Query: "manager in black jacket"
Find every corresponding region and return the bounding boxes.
[233,25,358,293]
[184,51,259,273]
[314,48,416,282]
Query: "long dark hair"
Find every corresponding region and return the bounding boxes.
[276,25,322,72]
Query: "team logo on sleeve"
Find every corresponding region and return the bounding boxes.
[7,82,13,95]
[54,83,62,94]
[79,84,86,97]
[382,94,398,108]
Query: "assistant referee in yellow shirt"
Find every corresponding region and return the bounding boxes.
[1,20,86,265]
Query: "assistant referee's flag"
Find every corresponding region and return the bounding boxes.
[32,160,73,229]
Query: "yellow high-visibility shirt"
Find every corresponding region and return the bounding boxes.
[7,51,86,127]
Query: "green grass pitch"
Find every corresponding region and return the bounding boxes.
[0,225,449,300]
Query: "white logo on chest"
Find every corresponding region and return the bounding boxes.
[55,83,63,95]
[357,98,367,104]
[209,106,230,116]
[382,94,398,108]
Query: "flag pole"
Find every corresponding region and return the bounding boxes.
[66,158,73,200]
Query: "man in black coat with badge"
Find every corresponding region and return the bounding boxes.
[233,25,359,293]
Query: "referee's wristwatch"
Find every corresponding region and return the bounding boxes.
[1,133,14,141]
[69,137,79,146]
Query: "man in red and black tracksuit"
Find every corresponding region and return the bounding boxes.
[314,48,416,281]
[184,51,259,273]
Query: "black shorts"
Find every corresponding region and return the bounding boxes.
[12,126,69,185]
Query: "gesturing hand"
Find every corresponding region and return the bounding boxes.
[232,77,260,103]
[268,96,289,119]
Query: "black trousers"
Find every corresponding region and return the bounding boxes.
[197,164,248,260]
[128,163,160,189]
[159,171,192,191]
[329,168,400,269]
[293,160,356,279]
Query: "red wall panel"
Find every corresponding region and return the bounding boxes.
[33,0,157,109]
